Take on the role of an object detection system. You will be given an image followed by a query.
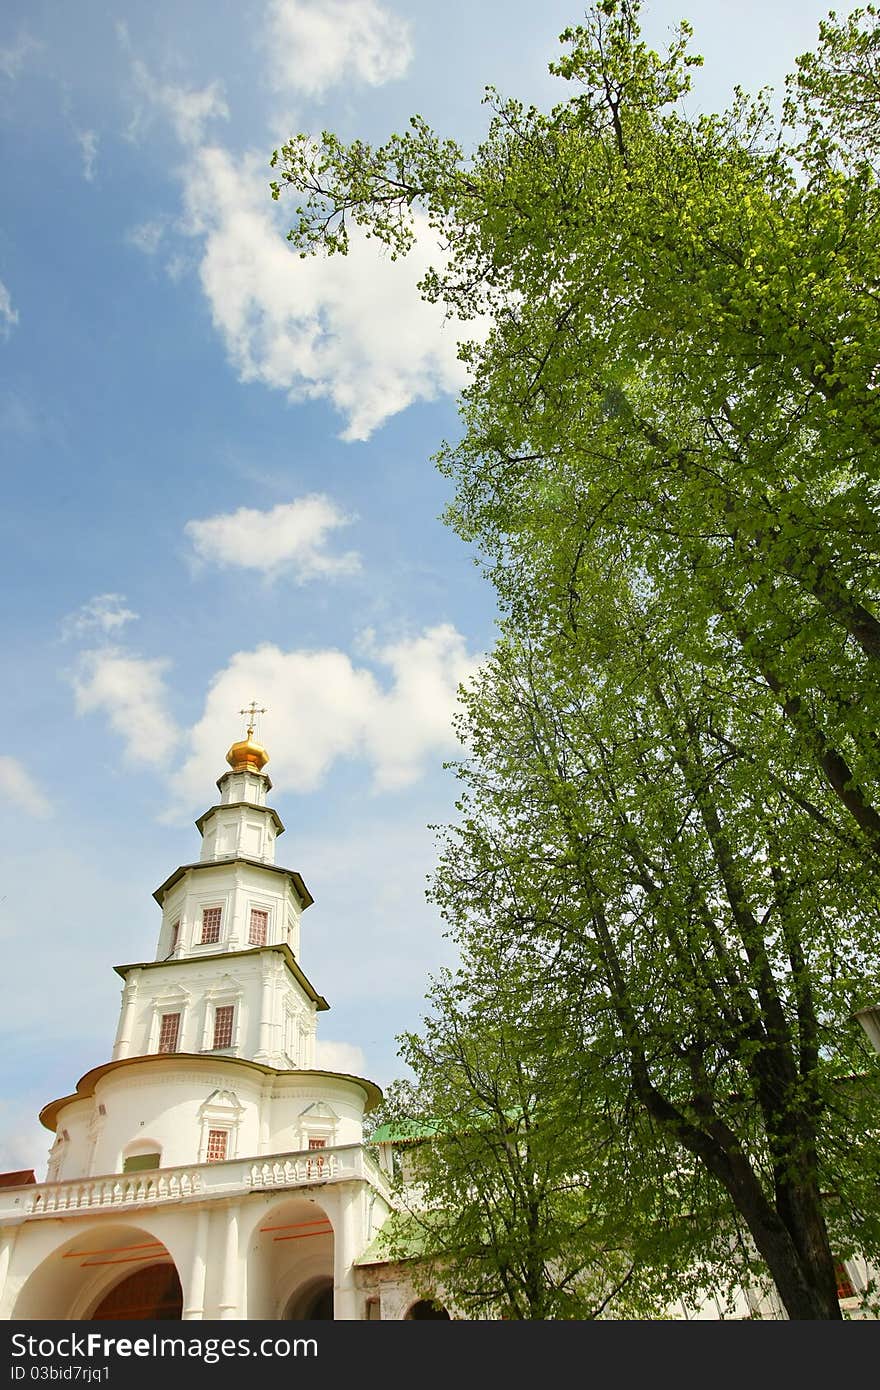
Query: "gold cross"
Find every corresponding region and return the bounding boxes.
[239,702,267,738]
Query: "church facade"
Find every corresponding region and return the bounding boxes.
[0,723,428,1321]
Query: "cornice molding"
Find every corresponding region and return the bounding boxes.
[40,1056,383,1131]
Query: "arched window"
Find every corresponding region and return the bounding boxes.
[122,1140,162,1173]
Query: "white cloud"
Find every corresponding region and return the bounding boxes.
[117,10,470,439]
[72,649,179,768]
[184,495,360,580]
[171,623,479,815]
[62,593,139,641]
[314,1040,366,1075]
[77,129,98,182]
[0,33,40,81]
[183,145,468,440]
[0,757,52,818]
[357,626,479,790]
[164,252,191,282]
[265,0,412,98]
[129,61,229,146]
[126,220,165,255]
[0,280,19,337]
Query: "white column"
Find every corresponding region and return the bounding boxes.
[228,869,244,950]
[112,973,140,1060]
[0,1226,19,1314]
[332,1186,361,1321]
[256,959,275,1062]
[258,1082,271,1154]
[182,1208,210,1320]
[218,1203,241,1319]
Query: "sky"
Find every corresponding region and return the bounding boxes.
[0,0,858,1175]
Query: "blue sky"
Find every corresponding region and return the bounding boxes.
[0,0,857,1174]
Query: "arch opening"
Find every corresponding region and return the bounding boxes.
[246,1194,335,1320]
[90,1264,182,1320]
[406,1298,451,1320]
[285,1275,334,1320]
[11,1223,181,1321]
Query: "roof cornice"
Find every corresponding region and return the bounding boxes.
[114,943,329,1012]
[152,857,313,910]
[195,803,285,836]
[40,1054,382,1130]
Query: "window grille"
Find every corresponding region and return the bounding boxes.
[206,1129,228,1162]
[158,1013,180,1053]
[213,1004,234,1049]
[201,907,222,944]
[836,1262,856,1300]
[249,908,268,946]
[307,1137,326,1177]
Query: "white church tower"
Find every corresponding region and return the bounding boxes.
[0,712,400,1321]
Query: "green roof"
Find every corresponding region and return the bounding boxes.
[355,1212,431,1265]
[370,1118,440,1144]
[371,1105,523,1145]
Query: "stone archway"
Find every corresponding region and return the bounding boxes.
[245,1195,335,1319]
[406,1298,451,1320]
[11,1223,181,1321]
[285,1275,334,1320]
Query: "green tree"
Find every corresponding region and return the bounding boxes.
[379,995,631,1318]
[272,0,880,856]
[272,1,880,1317]
[423,621,880,1319]
[379,951,712,1319]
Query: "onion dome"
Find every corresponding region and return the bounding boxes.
[226,704,270,772]
[225,734,269,773]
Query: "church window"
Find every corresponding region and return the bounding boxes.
[213,1004,235,1049]
[307,1137,326,1177]
[158,1013,180,1053]
[169,921,179,953]
[206,1129,228,1162]
[201,907,222,944]
[835,1262,856,1300]
[123,1152,161,1173]
[249,908,268,946]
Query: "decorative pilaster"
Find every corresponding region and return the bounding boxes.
[218,1203,241,1319]
[332,1186,361,1321]
[255,954,277,1063]
[183,1208,211,1320]
[112,972,140,1060]
[0,1227,19,1311]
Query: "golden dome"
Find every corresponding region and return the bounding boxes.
[225,735,269,773]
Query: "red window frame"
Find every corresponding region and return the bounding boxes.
[248,908,268,946]
[835,1262,856,1300]
[307,1137,327,1177]
[201,907,222,944]
[213,1004,234,1049]
[206,1129,228,1162]
[157,1013,180,1053]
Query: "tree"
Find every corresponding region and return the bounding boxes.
[425,621,880,1319]
[379,1005,629,1319]
[272,0,880,857]
[379,951,708,1319]
[272,2,880,1316]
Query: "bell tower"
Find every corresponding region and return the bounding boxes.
[110,708,326,1070]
